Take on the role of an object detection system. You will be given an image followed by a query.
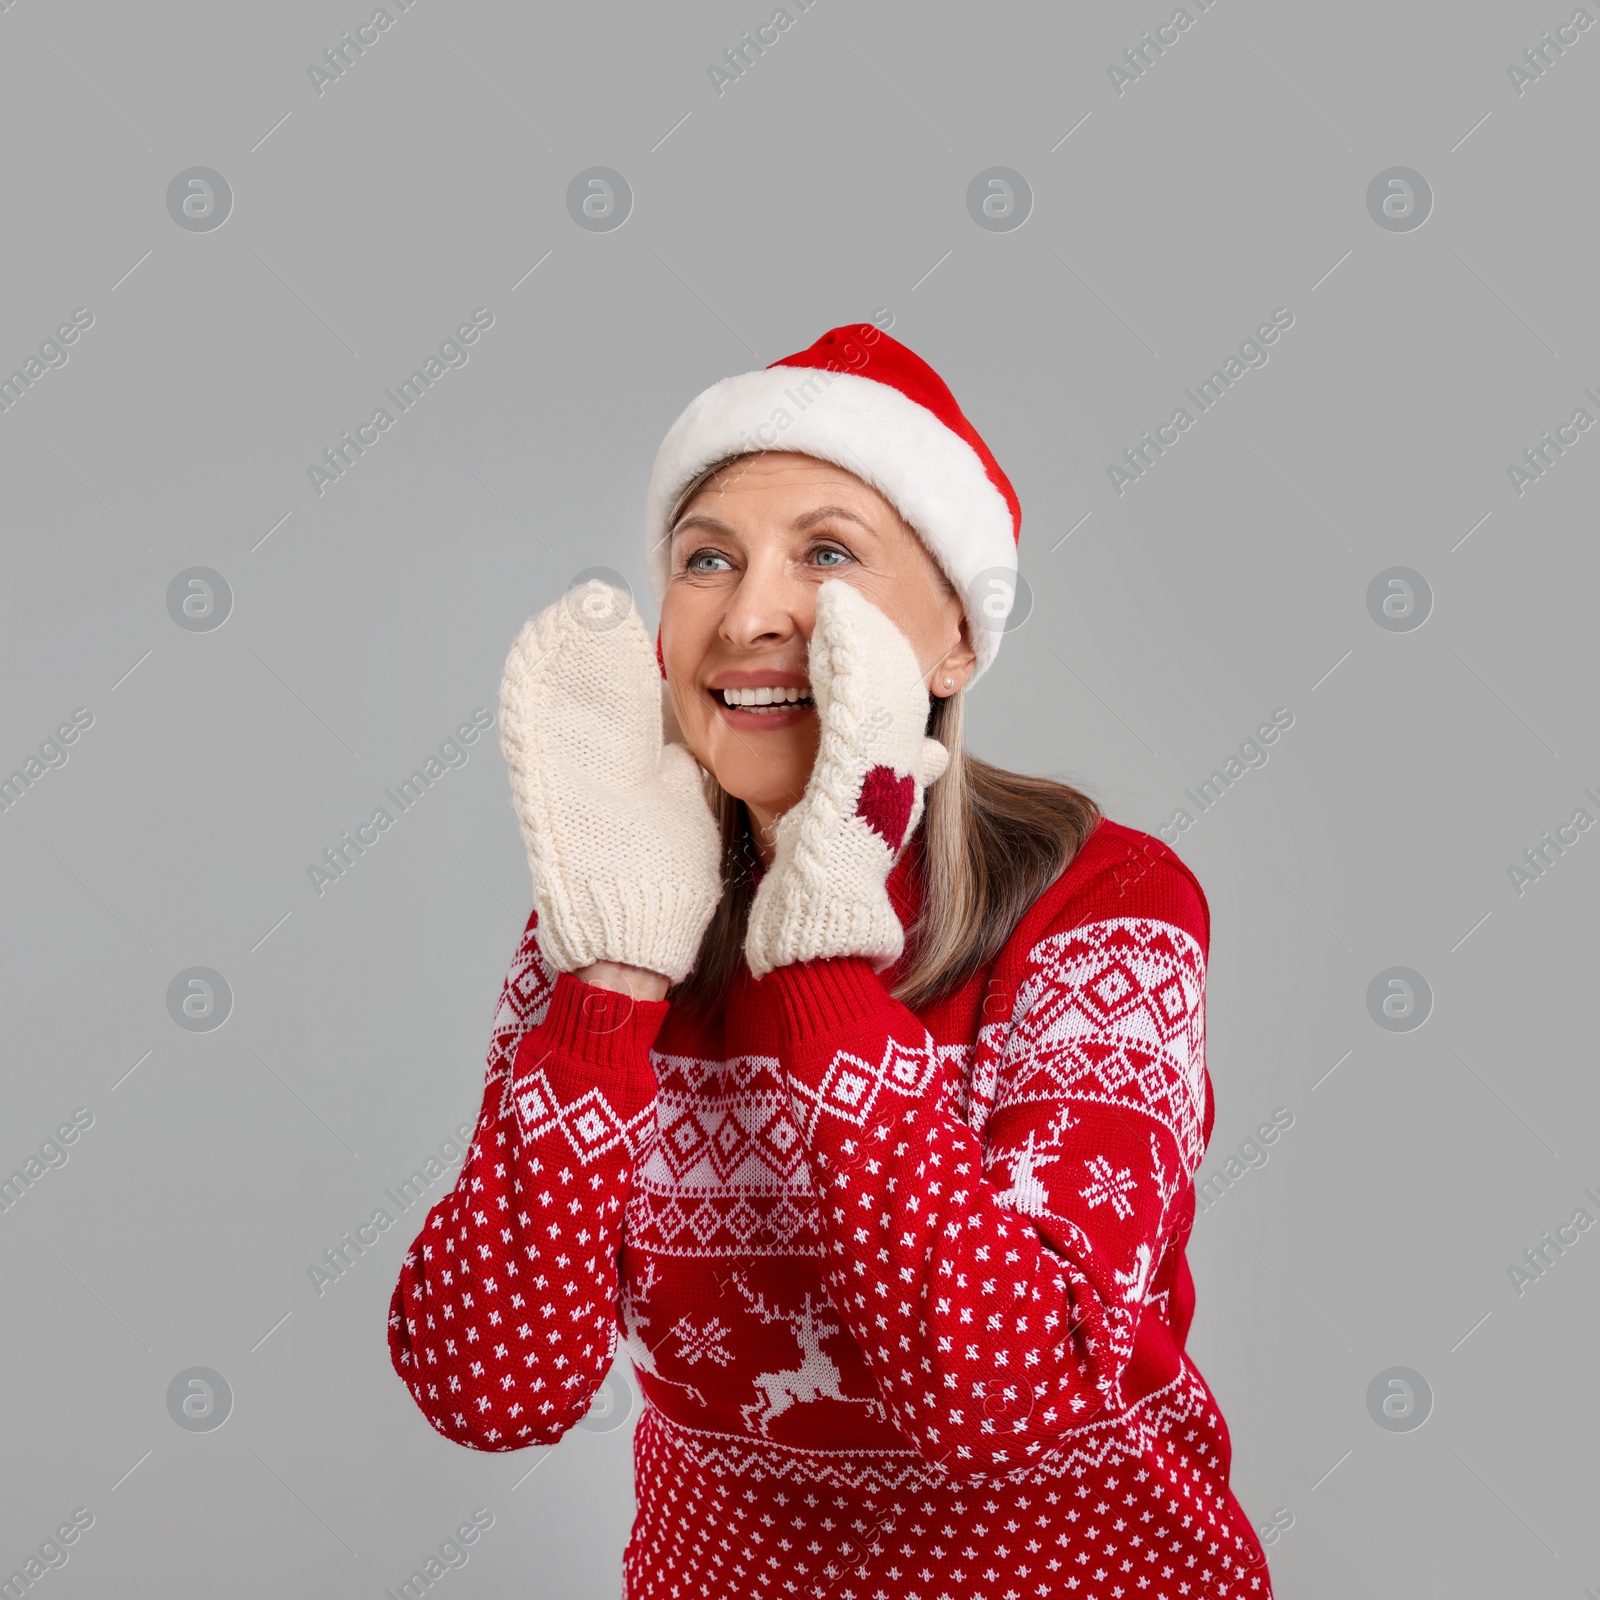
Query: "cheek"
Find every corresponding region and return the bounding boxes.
[657,595,700,685]
[658,612,711,745]
[857,578,937,664]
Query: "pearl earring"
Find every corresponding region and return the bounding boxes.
[943,677,954,687]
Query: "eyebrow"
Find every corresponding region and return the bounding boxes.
[796,505,875,533]
[671,505,878,539]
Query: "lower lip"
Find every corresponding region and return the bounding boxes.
[712,695,816,730]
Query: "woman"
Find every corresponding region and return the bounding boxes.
[388,323,1274,1599]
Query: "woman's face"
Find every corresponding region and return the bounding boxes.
[660,451,976,828]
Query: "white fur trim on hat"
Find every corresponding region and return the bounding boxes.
[644,365,1018,684]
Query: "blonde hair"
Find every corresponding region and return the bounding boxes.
[661,453,1103,1018]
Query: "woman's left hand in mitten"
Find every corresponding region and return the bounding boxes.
[744,578,951,980]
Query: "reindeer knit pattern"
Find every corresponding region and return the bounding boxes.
[387,818,1274,1599]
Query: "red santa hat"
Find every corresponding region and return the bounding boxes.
[644,323,1021,686]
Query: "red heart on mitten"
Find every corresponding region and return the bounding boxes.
[855,764,915,851]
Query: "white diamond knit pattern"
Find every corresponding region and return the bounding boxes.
[497,579,722,984]
[745,579,951,980]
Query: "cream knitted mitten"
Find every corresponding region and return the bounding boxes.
[499,579,722,984]
[744,579,952,980]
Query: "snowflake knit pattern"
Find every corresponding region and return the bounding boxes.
[388,818,1274,1600]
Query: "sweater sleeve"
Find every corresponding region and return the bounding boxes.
[386,907,669,1451]
[759,851,1210,1481]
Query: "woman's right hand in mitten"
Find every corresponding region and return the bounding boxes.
[498,577,722,987]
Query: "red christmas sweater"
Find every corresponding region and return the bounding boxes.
[388,816,1274,1600]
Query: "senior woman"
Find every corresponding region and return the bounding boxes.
[388,324,1274,1600]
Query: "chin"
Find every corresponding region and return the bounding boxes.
[708,754,812,814]
[693,725,813,802]
[723,775,810,813]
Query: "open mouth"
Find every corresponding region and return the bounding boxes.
[711,686,815,717]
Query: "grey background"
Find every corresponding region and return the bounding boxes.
[1,0,1594,1594]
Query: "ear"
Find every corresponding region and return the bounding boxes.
[933,608,979,695]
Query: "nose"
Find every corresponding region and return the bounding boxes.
[717,552,811,653]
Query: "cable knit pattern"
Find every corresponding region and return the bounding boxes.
[387,818,1274,1599]
[497,578,722,982]
[745,579,952,980]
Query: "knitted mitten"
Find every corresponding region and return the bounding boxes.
[744,579,951,980]
[499,578,722,984]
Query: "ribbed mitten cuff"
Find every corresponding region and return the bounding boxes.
[539,876,721,987]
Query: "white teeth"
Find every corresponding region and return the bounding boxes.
[719,685,812,707]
